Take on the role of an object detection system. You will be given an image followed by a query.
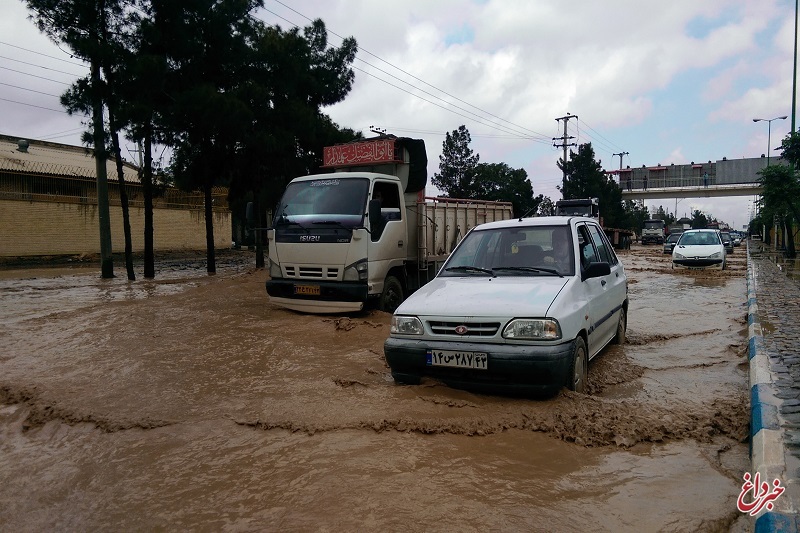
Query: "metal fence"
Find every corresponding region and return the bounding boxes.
[0,169,229,211]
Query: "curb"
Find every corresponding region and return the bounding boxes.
[748,243,798,531]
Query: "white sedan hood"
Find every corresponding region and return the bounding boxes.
[674,244,722,258]
[396,276,569,317]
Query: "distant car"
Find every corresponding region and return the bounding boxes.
[733,235,742,246]
[663,233,681,254]
[719,231,734,254]
[672,229,726,270]
[384,216,628,397]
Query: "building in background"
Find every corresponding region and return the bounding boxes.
[0,134,231,258]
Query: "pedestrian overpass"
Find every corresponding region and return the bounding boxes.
[609,156,774,201]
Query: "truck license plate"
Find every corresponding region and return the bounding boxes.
[294,284,320,296]
[427,350,488,370]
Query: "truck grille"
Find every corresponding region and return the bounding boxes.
[284,265,339,279]
[428,321,501,337]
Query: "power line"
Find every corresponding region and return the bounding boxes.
[0,54,86,78]
[351,65,550,143]
[0,96,73,114]
[262,1,551,141]
[0,65,73,85]
[0,81,61,98]
[0,40,87,67]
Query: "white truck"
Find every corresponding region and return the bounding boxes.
[555,197,600,220]
[265,136,514,313]
[641,218,666,245]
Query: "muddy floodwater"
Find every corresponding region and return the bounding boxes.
[0,246,752,532]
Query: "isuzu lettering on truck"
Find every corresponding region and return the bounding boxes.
[265,136,514,314]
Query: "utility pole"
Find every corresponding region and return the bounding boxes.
[553,113,578,191]
[612,151,628,169]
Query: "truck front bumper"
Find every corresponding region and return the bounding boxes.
[384,336,576,397]
[266,279,369,314]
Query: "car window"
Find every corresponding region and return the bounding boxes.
[576,225,598,268]
[587,224,612,264]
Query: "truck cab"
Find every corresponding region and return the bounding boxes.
[266,172,411,313]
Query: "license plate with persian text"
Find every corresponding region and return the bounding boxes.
[426,350,488,370]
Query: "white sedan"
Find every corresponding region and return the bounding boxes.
[384,216,629,397]
[672,229,726,270]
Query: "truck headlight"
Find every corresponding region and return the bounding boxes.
[269,258,282,278]
[502,319,561,340]
[344,258,368,281]
[391,315,423,335]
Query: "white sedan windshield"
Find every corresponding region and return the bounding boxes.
[443,225,575,276]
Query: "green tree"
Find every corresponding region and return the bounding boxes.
[434,125,479,197]
[760,132,800,257]
[534,196,556,216]
[227,19,358,267]
[691,209,709,229]
[758,164,797,256]
[472,162,538,217]
[622,200,649,234]
[558,143,625,228]
[26,0,123,278]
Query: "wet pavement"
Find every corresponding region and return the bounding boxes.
[747,240,800,530]
[0,246,756,531]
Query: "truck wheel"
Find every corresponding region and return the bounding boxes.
[379,275,404,313]
[612,308,626,345]
[567,337,588,393]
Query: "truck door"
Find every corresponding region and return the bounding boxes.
[369,181,406,284]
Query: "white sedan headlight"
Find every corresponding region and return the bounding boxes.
[708,251,722,259]
[503,319,561,340]
[673,252,685,260]
[391,316,423,335]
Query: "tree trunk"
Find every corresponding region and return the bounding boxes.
[108,110,135,280]
[254,192,264,268]
[205,182,216,274]
[91,57,114,279]
[143,125,155,279]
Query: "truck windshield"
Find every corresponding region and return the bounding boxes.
[274,177,369,228]
[644,220,665,229]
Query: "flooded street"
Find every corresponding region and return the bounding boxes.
[0,246,751,531]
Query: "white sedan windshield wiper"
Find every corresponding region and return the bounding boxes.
[444,265,495,276]
[492,266,563,277]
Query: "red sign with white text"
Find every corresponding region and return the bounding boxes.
[323,139,400,167]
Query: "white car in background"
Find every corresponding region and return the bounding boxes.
[383,216,628,397]
[672,229,726,270]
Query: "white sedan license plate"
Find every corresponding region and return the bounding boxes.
[426,349,488,370]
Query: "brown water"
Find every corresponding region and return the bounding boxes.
[0,247,752,531]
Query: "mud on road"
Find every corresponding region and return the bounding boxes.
[0,246,752,531]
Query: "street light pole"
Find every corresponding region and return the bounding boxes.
[753,116,789,166]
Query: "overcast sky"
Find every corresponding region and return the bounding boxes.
[1,0,796,229]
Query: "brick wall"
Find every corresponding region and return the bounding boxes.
[0,199,231,257]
